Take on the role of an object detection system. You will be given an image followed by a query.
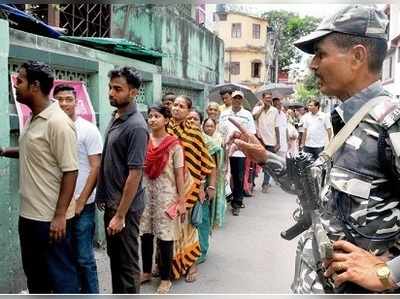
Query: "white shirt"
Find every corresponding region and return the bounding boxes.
[74,117,103,204]
[303,111,332,148]
[253,105,279,146]
[277,110,288,152]
[219,107,256,157]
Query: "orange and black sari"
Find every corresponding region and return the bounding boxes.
[167,119,215,279]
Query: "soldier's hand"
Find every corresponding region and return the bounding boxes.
[49,214,67,241]
[324,240,396,291]
[228,117,268,163]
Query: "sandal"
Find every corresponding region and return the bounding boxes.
[156,280,172,294]
[140,273,152,284]
[185,267,199,283]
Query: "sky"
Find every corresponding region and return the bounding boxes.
[206,3,387,18]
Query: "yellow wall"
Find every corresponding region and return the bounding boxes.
[225,51,266,87]
[216,13,268,49]
[215,12,269,90]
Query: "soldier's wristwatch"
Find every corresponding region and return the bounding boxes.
[375,263,392,290]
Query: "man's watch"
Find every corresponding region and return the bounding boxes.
[375,263,392,289]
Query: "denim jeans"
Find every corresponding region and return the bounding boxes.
[72,203,99,293]
[18,217,79,294]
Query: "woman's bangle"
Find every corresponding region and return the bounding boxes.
[206,186,215,191]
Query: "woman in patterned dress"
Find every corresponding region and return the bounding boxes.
[140,104,186,293]
[167,96,215,282]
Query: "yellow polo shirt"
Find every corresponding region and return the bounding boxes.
[19,102,78,221]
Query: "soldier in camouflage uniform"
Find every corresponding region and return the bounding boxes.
[289,5,400,293]
[229,4,400,293]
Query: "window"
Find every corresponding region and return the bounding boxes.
[230,62,240,75]
[231,23,241,38]
[213,13,226,21]
[383,55,394,81]
[251,62,262,78]
[218,13,227,21]
[253,24,261,39]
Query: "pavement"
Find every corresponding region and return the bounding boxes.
[96,177,300,294]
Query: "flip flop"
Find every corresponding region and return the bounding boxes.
[156,280,172,294]
[140,273,152,284]
[185,270,199,283]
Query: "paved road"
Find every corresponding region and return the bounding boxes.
[96,177,300,294]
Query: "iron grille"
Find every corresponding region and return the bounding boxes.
[59,4,111,37]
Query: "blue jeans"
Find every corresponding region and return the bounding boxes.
[18,217,80,293]
[72,203,99,293]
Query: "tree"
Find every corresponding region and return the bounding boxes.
[295,72,321,104]
[262,10,320,72]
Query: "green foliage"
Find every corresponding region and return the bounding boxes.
[262,10,320,71]
[295,73,321,104]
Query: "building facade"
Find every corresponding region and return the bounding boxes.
[213,9,271,91]
[383,4,400,98]
[0,4,223,292]
[111,4,224,110]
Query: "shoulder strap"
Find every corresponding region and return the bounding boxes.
[321,96,391,159]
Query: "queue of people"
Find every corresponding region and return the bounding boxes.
[2,5,400,295]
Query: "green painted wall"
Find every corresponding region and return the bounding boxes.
[0,26,162,292]
[0,5,224,291]
[111,4,224,109]
[0,19,25,293]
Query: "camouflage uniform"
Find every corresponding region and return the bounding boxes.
[292,5,400,294]
[291,82,400,293]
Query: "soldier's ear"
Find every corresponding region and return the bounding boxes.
[350,44,368,70]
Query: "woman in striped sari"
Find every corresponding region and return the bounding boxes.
[167,95,215,282]
[187,111,226,264]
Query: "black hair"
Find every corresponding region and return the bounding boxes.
[262,91,273,98]
[108,66,142,89]
[53,84,76,97]
[147,103,172,119]
[162,92,176,102]
[190,109,204,124]
[308,99,320,108]
[219,87,233,96]
[272,97,280,102]
[20,61,54,96]
[176,95,192,109]
[327,32,387,73]
[202,117,217,129]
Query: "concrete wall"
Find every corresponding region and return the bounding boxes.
[0,21,162,292]
[383,4,400,97]
[111,4,224,109]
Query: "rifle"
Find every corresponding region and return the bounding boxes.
[264,151,334,292]
[264,151,333,258]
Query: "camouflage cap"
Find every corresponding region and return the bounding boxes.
[294,5,389,54]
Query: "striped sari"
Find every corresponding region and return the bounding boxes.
[167,119,215,279]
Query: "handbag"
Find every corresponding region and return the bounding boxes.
[191,200,203,228]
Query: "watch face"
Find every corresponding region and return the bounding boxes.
[377,266,390,278]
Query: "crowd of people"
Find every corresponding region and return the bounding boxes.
[0,59,333,295]
[2,4,400,295]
